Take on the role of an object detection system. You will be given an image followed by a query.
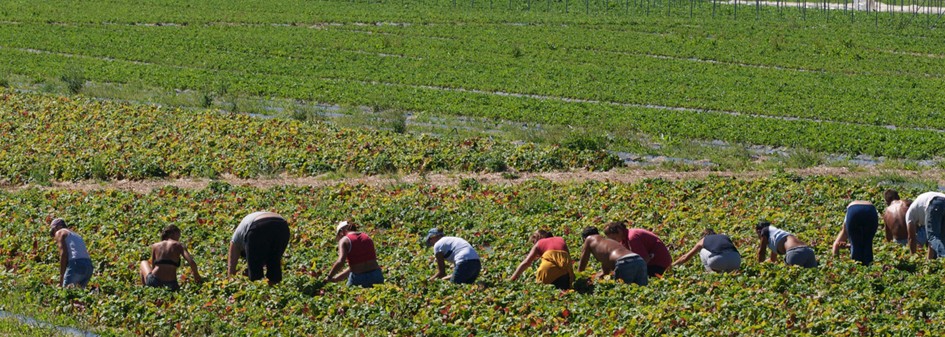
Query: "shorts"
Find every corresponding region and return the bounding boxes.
[926,197,945,258]
[452,259,481,284]
[63,258,93,288]
[846,204,879,265]
[613,254,648,286]
[347,269,384,288]
[145,273,181,291]
[699,249,741,273]
[895,225,927,246]
[784,246,818,268]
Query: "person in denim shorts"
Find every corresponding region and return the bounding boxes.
[578,227,647,286]
[49,218,93,288]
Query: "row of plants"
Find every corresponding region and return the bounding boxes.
[1,176,944,335]
[2,18,944,130]
[0,91,619,183]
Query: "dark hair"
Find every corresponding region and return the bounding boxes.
[161,225,181,241]
[884,189,900,206]
[529,230,553,243]
[603,221,627,235]
[344,222,359,232]
[701,228,716,237]
[755,221,771,237]
[51,218,67,228]
[581,227,599,241]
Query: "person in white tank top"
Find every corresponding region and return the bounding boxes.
[49,217,93,288]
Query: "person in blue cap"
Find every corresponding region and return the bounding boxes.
[423,228,481,284]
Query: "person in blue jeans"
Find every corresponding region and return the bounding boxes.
[906,192,945,259]
[49,217,93,288]
[831,201,879,265]
[577,227,647,286]
[424,228,481,284]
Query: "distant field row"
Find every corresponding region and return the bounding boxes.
[1,0,944,161]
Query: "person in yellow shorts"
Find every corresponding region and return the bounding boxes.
[509,230,574,290]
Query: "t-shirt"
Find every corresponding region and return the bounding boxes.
[906,192,945,228]
[433,236,479,264]
[534,237,568,255]
[625,229,671,269]
[231,211,267,253]
[702,234,737,255]
[345,232,378,266]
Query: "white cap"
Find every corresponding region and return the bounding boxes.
[335,221,349,234]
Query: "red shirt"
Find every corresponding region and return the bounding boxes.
[624,229,671,269]
[534,237,568,255]
[345,232,378,266]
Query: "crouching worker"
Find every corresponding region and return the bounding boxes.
[424,228,481,284]
[578,227,647,286]
[673,229,741,273]
[832,201,879,265]
[49,218,93,288]
[326,221,383,288]
[228,212,290,285]
[755,221,818,268]
[509,230,574,290]
[139,225,202,290]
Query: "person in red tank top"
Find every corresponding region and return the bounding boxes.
[509,230,574,290]
[604,221,672,277]
[326,221,384,288]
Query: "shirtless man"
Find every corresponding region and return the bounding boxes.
[577,227,647,286]
[882,189,915,245]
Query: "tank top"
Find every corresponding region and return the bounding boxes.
[702,234,737,255]
[345,232,377,266]
[534,237,567,255]
[766,226,791,254]
[65,231,91,261]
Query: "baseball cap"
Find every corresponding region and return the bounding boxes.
[335,221,349,234]
[423,228,444,247]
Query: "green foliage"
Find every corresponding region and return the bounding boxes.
[0,176,942,335]
[60,66,85,95]
[0,91,619,183]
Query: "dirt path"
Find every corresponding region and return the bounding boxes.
[1,166,940,193]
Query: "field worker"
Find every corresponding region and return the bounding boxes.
[831,201,879,265]
[49,218,93,288]
[906,191,945,259]
[882,189,917,245]
[672,229,741,273]
[603,221,672,277]
[508,229,574,290]
[577,227,647,286]
[424,228,481,284]
[227,211,290,285]
[138,225,202,290]
[755,221,818,268]
[326,221,383,288]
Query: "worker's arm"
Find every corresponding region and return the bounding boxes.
[756,236,768,263]
[831,222,849,257]
[180,243,202,283]
[673,239,703,266]
[509,244,540,281]
[431,252,448,280]
[56,231,68,287]
[577,239,592,272]
[327,238,351,283]
[227,242,240,276]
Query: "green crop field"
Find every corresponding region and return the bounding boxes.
[2,0,945,166]
[3,1,945,335]
[2,175,944,335]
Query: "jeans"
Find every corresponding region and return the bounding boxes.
[846,204,878,265]
[613,254,648,286]
[784,246,818,268]
[926,196,945,258]
[244,218,290,284]
[452,259,481,284]
[145,273,181,291]
[699,249,741,273]
[896,225,927,246]
[347,269,384,288]
[63,258,93,288]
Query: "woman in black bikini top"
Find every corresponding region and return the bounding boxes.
[138,225,202,290]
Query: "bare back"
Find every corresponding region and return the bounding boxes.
[884,200,909,241]
[581,236,634,274]
[150,240,184,281]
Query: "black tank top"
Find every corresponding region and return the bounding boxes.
[703,234,737,254]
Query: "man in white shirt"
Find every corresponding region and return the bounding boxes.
[424,228,481,284]
[906,192,945,259]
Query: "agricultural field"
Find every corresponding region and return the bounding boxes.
[3,0,945,336]
[2,176,944,335]
[1,0,945,168]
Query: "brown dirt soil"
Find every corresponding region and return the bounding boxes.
[1,166,941,193]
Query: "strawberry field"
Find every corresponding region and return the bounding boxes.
[2,1,945,159]
[2,175,945,335]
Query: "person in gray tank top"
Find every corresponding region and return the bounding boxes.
[755,221,817,268]
[49,217,93,288]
